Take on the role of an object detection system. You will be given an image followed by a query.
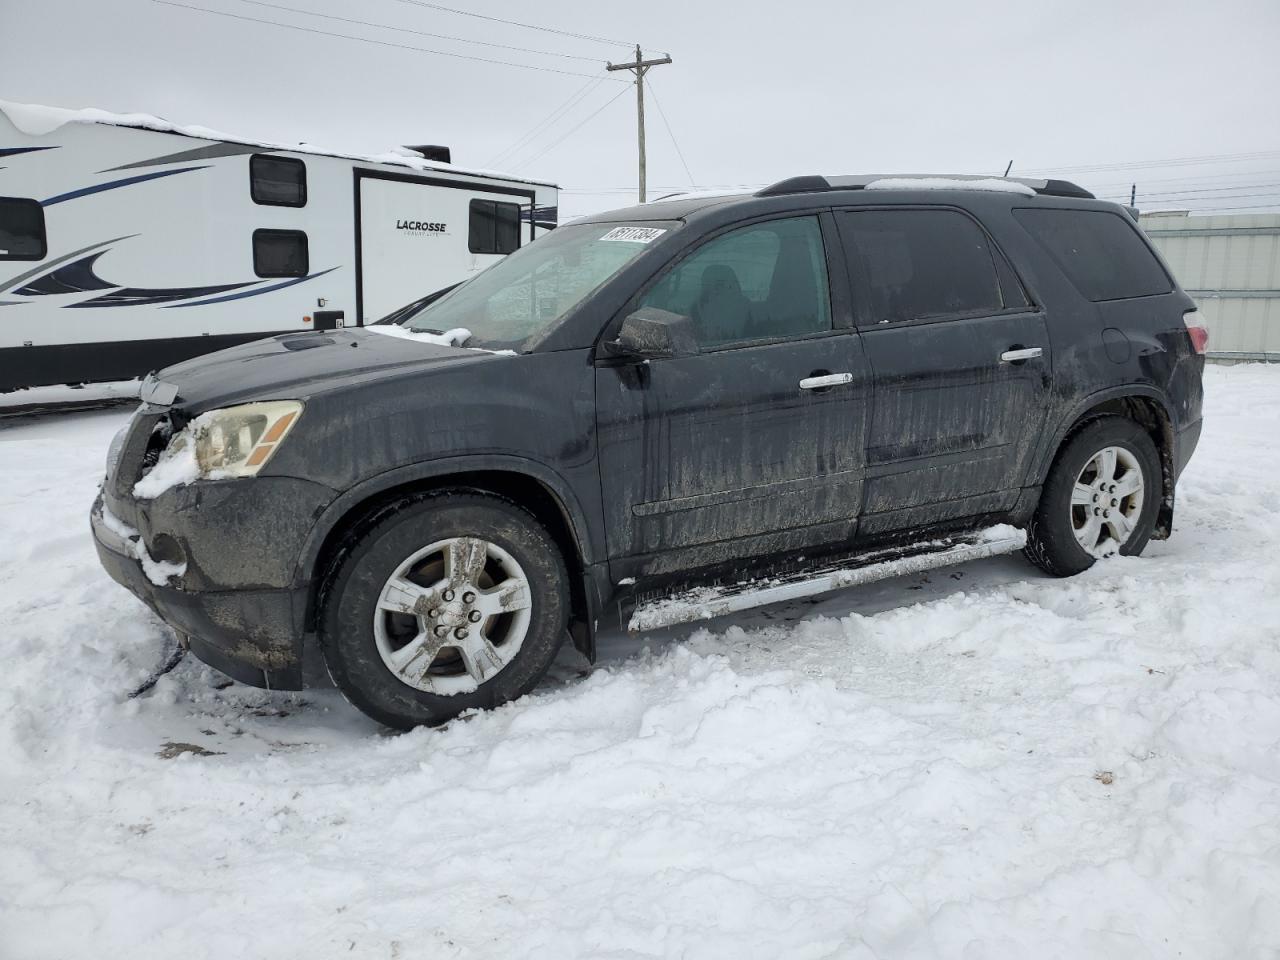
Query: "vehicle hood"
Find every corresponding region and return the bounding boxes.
[152,329,498,412]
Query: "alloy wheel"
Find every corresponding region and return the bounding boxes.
[1070,445,1145,558]
[372,537,532,695]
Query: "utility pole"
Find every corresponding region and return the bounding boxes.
[1130,183,1137,206]
[606,45,672,203]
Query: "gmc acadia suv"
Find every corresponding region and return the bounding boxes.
[91,173,1206,728]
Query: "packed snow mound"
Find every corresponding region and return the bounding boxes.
[866,176,1037,195]
[2,366,1280,957]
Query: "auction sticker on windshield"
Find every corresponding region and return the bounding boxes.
[599,226,667,244]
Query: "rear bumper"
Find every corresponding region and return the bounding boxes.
[1174,417,1202,480]
[91,490,311,690]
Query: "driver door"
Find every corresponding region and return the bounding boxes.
[594,214,872,579]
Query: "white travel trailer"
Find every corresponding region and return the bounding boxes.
[0,100,559,391]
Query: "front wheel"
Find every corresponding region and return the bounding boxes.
[319,493,569,729]
[1024,417,1162,577]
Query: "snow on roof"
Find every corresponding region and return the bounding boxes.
[864,176,1036,196]
[0,99,557,189]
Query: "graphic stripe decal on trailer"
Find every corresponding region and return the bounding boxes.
[0,236,137,294]
[100,142,259,173]
[71,280,259,308]
[1,233,339,308]
[167,267,340,307]
[0,146,59,158]
[15,252,118,296]
[41,167,209,206]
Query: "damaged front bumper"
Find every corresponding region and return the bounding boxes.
[90,473,333,690]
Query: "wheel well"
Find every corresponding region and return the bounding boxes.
[1059,396,1175,539]
[305,471,591,652]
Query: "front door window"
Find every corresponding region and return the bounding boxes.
[638,216,831,349]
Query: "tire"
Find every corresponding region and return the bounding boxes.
[1024,416,1162,577]
[318,492,569,729]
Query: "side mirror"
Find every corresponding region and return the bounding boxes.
[603,308,699,360]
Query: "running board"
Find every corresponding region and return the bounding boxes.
[628,525,1027,632]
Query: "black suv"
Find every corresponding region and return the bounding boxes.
[91,174,1206,728]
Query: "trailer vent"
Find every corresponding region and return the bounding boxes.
[404,145,451,164]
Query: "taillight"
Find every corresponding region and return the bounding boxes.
[1183,310,1208,355]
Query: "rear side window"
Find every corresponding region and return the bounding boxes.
[0,197,47,261]
[251,155,307,207]
[838,209,1004,323]
[1014,208,1171,301]
[253,229,308,277]
[469,199,521,255]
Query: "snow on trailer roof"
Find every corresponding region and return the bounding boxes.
[0,99,557,190]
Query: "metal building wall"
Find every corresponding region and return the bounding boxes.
[1139,212,1280,361]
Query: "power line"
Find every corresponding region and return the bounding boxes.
[1101,182,1280,201]
[645,76,694,187]
[237,0,605,62]
[521,85,630,168]
[381,0,645,50]
[152,0,617,79]
[560,182,767,193]
[1125,193,1280,205]
[1141,202,1280,213]
[1088,169,1280,191]
[1023,150,1280,175]
[1122,194,1280,207]
[487,77,605,168]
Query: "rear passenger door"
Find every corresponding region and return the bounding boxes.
[835,207,1052,537]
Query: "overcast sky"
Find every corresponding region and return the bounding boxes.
[3,0,1279,217]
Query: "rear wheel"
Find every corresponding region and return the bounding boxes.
[1024,417,1161,577]
[319,493,569,728]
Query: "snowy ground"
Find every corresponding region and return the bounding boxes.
[1,365,1278,959]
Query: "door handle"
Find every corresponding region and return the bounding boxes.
[799,372,854,390]
[1000,347,1043,363]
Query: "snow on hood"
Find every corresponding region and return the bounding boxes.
[365,324,517,355]
[865,176,1036,196]
[0,99,555,189]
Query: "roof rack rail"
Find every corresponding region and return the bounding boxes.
[755,173,1095,200]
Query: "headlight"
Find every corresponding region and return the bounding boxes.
[193,401,304,477]
[133,401,303,499]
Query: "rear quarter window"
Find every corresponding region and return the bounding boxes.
[1014,207,1171,302]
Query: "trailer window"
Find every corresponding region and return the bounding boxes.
[469,199,521,255]
[0,197,47,261]
[250,155,307,207]
[253,229,308,277]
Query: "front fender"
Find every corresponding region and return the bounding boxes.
[291,452,604,588]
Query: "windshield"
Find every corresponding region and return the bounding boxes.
[403,222,674,348]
